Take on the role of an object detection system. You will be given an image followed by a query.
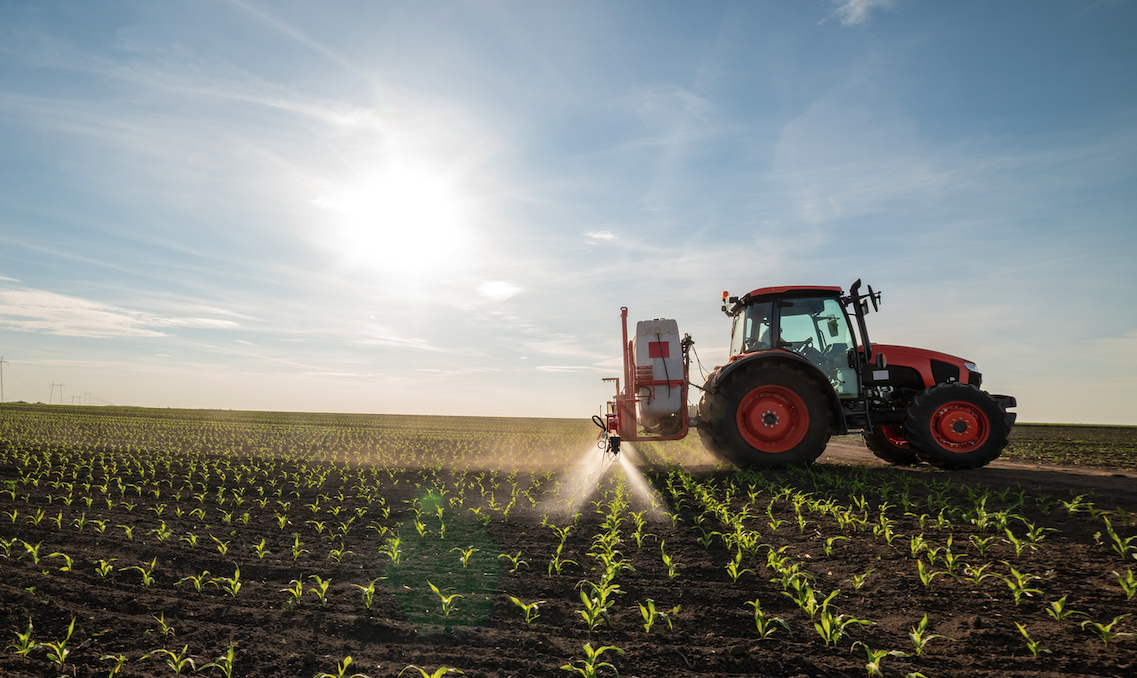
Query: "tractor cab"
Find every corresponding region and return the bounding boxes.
[726,286,860,398]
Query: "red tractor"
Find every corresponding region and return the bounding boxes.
[596,280,1017,469]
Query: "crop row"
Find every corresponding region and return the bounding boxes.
[1,406,1135,677]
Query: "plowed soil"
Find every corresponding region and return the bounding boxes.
[2,415,1136,678]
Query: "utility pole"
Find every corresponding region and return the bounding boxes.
[0,356,7,403]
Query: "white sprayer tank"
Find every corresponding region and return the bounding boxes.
[633,318,683,427]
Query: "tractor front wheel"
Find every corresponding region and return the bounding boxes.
[703,363,830,468]
[862,423,922,466]
[904,382,1009,469]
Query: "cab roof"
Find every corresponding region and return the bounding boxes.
[744,285,842,301]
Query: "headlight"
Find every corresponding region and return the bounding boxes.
[964,361,977,372]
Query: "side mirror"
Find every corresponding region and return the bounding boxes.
[827,318,839,337]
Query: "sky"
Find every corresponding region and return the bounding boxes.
[0,0,1135,424]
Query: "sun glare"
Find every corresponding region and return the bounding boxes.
[314,164,471,281]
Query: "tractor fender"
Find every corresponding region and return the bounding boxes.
[703,351,845,435]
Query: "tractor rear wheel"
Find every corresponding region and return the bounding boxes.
[862,424,922,466]
[904,382,1009,469]
[702,363,830,468]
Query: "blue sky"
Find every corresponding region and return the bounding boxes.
[0,0,1134,424]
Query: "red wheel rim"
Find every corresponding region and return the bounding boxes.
[929,400,990,452]
[879,424,909,449]
[736,385,808,453]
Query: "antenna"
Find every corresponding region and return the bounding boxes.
[0,356,7,403]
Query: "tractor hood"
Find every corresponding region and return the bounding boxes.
[872,343,979,387]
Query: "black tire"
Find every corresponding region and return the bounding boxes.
[702,362,830,468]
[862,423,922,466]
[904,382,1009,469]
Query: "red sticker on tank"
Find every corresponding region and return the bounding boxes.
[648,341,670,358]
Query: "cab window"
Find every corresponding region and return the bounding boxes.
[729,301,773,357]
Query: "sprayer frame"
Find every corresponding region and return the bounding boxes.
[602,307,691,449]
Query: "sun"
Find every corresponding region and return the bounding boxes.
[313,163,471,281]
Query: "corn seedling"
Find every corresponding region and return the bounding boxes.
[353,579,380,608]
[380,534,402,564]
[549,543,578,576]
[428,580,462,617]
[150,612,175,637]
[576,588,611,632]
[327,544,352,563]
[20,540,43,564]
[6,618,35,656]
[281,579,304,610]
[916,561,944,589]
[95,558,117,577]
[1081,613,1135,646]
[1103,517,1137,559]
[399,666,464,678]
[499,551,528,573]
[961,562,997,587]
[852,642,908,678]
[509,595,545,623]
[211,565,241,597]
[845,568,873,591]
[560,643,623,678]
[144,645,199,674]
[150,520,174,541]
[908,614,952,655]
[309,574,333,606]
[38,617,76,668]
[725,550,754,582]
[637,598,672,634]
[120,557,158,587]
[1113,568,1137,600]
[813,609,871,646]
[314,655,371,678]
[451,545,479,568]
[292,534,308,561]
[1000,564,1044,605]
[100,652,128,677]
[247,537,270,559]
[1046,595,1089,621]
[745,598,789,639]
[660,541,680,579]
[969,534,997,556]
[48,551,74,571]
[199,644,237,678]
[176,570,211,593]
[1003,528,1028,556]
[823,536,847,557]
[211,535,230,555]
[1015,623,1050,657]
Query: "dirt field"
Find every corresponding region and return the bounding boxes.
[1,408,1135,678]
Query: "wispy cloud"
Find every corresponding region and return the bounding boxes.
[584,230,618,244]
[478,280,523,301]
[357,326,459,354]
[829,0,895,26]
[536,365,610,373]
[0,286,238,338]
